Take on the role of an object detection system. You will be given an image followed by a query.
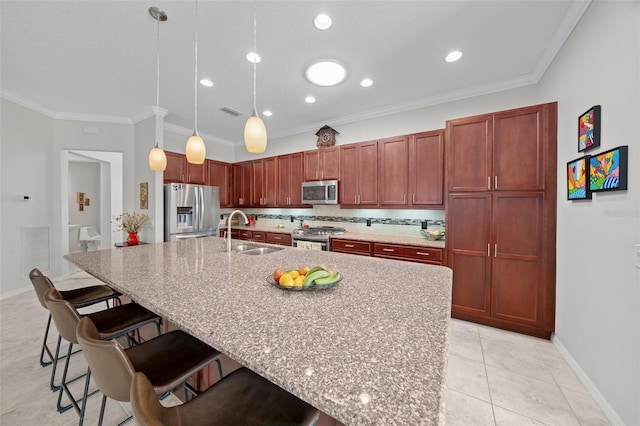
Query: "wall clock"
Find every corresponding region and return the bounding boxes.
[315,125,339,148]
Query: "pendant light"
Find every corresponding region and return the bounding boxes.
[148,7,167,171]
[186,0,206,164]
[244,13,267,153]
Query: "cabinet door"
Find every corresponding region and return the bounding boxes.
[164,151,186,183]
[251,160,264,206]
[447,193,492,315]
[446,114,493,192]
[379,136,409,205]
[491,192,544,326]
[208,160,231,207]
[339,144,359,204]
[410,130,444,206]
[319,147,340,180]
[186,161,207,184]
[493,105,547,191]
[303,150,320,181]
[233,162,251,207]
[288,152,304,206]
[358,141,378,205]
[263,157,277,206]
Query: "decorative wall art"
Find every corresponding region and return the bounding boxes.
[76,192,85,211]
[140,182,148,210]
[578,105,601,152]
[567,156,591,200]
[589,146,628,192]
[84,198,90,206]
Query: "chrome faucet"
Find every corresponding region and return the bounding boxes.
[227,210,249,253]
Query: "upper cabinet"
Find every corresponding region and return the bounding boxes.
[251,157,277,207]
[232,161,252,207]
[163,151,206,185]
[277,152,305,207]
[207,160,232,208]
[303,147,340,181]
[340,140,378,206]
[409,130,445,206]
[378,136,409,206]
[446,103,552,192]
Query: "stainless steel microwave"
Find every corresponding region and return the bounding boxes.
[302,180,338,204]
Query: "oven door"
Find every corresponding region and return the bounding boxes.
[292,238,329,251]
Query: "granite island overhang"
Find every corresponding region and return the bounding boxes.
[65,236,453,425]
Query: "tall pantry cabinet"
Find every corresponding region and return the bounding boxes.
[445,102,557,338]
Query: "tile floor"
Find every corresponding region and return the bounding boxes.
[0,272,610,425]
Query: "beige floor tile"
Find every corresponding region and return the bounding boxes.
[493,406,549,425]
[481,335,555,383]
[447,352,491,402]
[562,387,611,426]
[445,389,495,426]
[449,326,484,363]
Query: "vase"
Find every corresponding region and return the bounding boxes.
[127,231,139,246]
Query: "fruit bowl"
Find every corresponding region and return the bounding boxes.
[268,266,342,291]
[420,229,445,241]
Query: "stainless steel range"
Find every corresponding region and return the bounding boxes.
[291,226,345,251]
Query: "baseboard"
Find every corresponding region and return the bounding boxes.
[552,334,625,426]
[0,285,31,301]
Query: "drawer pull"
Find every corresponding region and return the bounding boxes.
[273,236,282,240]
[383,248,395,252]
[344,244,355,248]
[416,252,430,256]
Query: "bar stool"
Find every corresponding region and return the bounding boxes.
[131,368,320,426]
[44,288,161,423]
[29,268,121,368]
[76,316,222,426]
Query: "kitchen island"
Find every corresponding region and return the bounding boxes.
[65,236,452,425]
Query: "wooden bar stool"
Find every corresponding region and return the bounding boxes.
[44,288,161,423]
[76,316,222,426]
[130,368,320,425]
[29,268,121,369]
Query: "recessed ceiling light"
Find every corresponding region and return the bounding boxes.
[360,78,373,88]
[263,110,272,117]
[445,50,463,63]
[246,52,261,64]
[305,60,347,86]
[199,79,213,87]
[314,14,332,30]
[305,96,316,104]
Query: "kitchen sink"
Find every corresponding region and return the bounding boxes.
[232,243,285,255]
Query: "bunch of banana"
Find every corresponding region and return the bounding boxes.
[303,265,341,287]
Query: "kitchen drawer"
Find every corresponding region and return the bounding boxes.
[374,243,443,265]
[331,239,372,256]
[266,232,291,246]
[251,231,266,242]
[238,230,253,240]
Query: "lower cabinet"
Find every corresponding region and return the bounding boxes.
[266,233,291,246]
[331,239,372,256]
[373,243,443,265]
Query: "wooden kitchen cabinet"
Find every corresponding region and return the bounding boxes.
[409,130,445,206]
[303,147,340,181]
[251,157,277,207]
[277,153,305,206]
[163,151,206,184]
[232,161,252,207]
[373,243,443,265]
[266,232,291,246]
[207,160,232,207]
[331,239,372,256]
[445,102,557,338]
[378,135,409,206]
[238,230,253,240]
[339,141,378,206]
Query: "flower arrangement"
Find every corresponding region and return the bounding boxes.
[114,212,149,233]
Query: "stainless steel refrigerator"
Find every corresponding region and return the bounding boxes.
[164,183,220,241]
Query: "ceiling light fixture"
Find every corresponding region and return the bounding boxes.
[445,50,463,63]
[186,0,206,164]
[244,13,267,154]
[313,14,332,30]
[305,96,316,104]
[305,60,347,86]
[360,78,373,88]
[199,78,213,87]
[245,52,261,64]
[263,110,272,117]
[148,6,167,172]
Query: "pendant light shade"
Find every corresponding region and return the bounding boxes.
[187,0,206,164]
[149,142,167,171]
[186,131,206,164]
[148,6,167,171]
[244,111,267,153]
[244,13,267,153]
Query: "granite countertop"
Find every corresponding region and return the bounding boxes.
[65,237,452,425]
[229,225,446,249]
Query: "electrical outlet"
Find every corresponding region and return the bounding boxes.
[366,219,372,227]
[421,221,428,229]
[290,216,294,223]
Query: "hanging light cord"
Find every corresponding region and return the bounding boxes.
[194,0,199,132]
[252,12,257,115]
[155,13,160,117]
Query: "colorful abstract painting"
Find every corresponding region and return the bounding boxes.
[578,105,601,152]
[567,156,591,200]
[589,146,628,192]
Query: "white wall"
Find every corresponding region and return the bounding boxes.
[537,2,639,424]
[68,162,100,229]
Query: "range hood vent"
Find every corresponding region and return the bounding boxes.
[220,107,242,117]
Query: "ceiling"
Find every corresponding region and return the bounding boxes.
[1,1,589,148]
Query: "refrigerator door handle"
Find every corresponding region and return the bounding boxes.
[194,187,200,232]
[199,186,205,230]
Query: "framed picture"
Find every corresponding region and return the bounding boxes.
[578,105,601,152]
[76,192,85,204]
[567,156,591,200]
[140,182,148,210]
[589,146,628,192]
[84,198,90,206]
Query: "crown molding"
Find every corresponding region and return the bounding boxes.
[131,106,168,124]
[163,123,236,148]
